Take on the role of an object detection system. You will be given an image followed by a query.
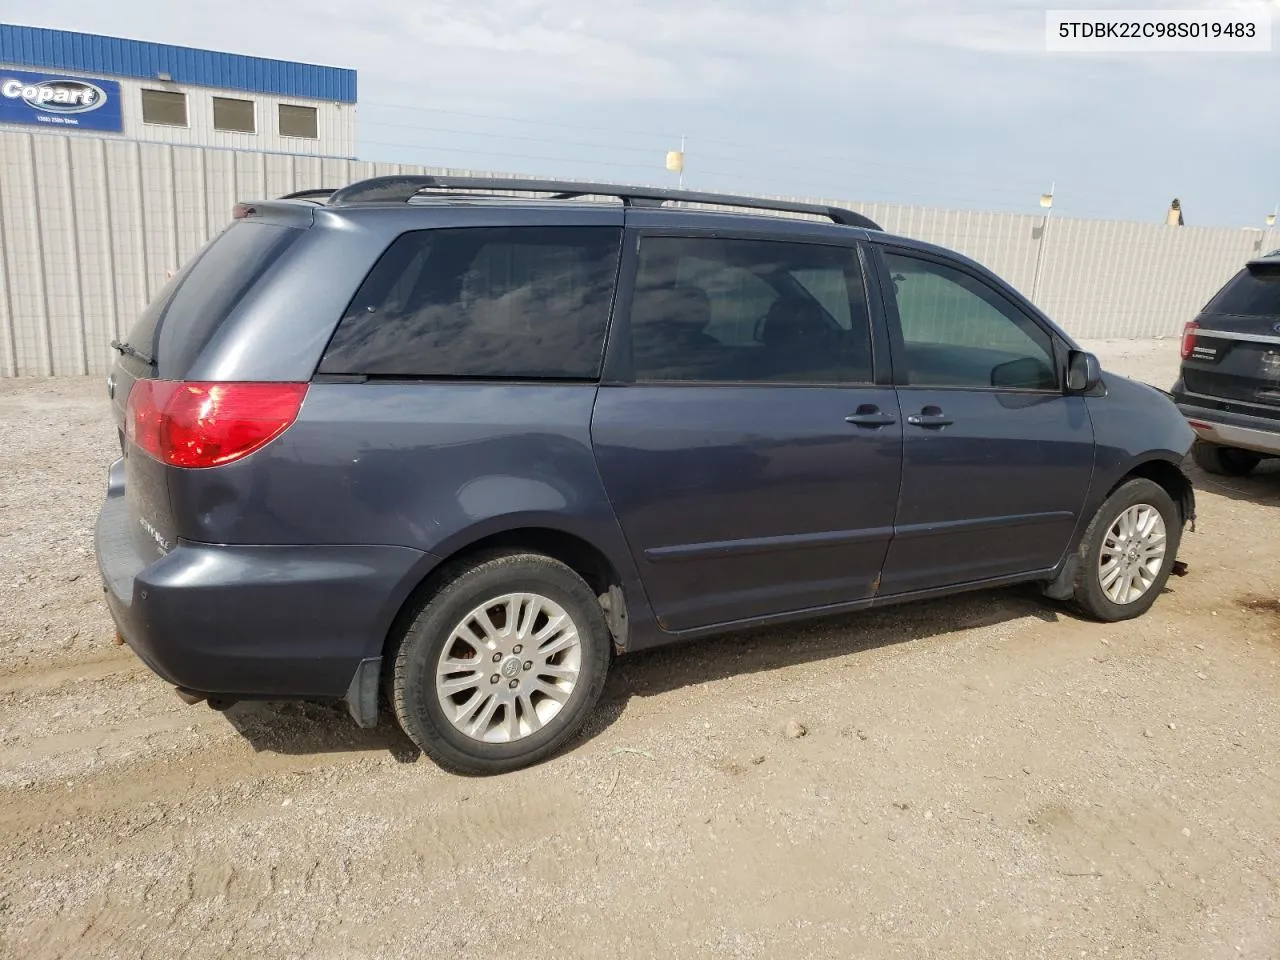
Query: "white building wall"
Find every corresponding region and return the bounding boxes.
[0,64,355,157]
[1,127,1277,376]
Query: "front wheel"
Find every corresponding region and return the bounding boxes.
[391,553,611,774]
[1069,478,1181,622]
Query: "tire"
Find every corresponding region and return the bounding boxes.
[1191,440,1261,476]
[391,552,611,775]
[1069,478,1181,622]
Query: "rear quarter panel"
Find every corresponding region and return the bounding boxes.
[164,382,648,621]
[186,213,396,382]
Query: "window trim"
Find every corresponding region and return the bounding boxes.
[212,95,256,134]
[602,227,888,389]
[140,88,188,128]
[870,242,1064,395]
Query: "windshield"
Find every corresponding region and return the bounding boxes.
[1203,265,1280,317]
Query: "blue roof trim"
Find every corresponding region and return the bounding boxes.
[0,24,356,102]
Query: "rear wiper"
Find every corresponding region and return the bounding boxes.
[110,340,155,365]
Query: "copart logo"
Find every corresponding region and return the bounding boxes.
[1,77,107,114]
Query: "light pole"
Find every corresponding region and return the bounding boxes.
[1029,182,1055,305]
[666,135,686,190]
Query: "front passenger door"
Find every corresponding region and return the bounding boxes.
[876,247,1095,596]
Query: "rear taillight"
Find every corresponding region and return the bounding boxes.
[1180,321,1199,360]
[126,381,308,468]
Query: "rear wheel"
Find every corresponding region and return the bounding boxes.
[391,552,610,775]
[1070,478,1181,622]
[1191,440,1261,476]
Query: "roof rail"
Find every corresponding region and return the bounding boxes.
[322,175,881,230]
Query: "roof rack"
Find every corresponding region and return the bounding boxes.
[319,175,881,230]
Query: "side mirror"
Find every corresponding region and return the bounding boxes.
[1067,350,1103,393]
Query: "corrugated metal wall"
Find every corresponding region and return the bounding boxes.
[1,127,1277,376]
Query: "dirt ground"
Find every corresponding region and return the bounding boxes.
[1,338,1278,960]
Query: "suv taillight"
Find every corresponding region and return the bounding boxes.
[126,381,308,468]
[1180,321,1199,360]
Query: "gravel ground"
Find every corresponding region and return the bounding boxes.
[1,339,1278,959]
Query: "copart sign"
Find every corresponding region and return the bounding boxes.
[0,68,123,131]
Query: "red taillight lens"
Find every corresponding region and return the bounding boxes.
[126,381,308,468]
[1180,321,1199,360]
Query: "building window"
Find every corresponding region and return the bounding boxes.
[212,96,255,133]
[278,104,318,139]
[141,89,187,126]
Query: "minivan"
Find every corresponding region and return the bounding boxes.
[97,176,1196,773]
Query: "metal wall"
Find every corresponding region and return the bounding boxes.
[1,128,1277,376]
[1,67,357,157]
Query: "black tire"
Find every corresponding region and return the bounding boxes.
[391,552,610,775]
[1191,439,1261,476]
[1069,478,1181,622]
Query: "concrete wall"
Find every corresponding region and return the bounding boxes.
[1,127,1277,376]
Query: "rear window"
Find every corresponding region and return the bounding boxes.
[126,221,300,373]
[1203,263,1280,317]
[318,226,622,380]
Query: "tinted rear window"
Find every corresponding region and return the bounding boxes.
[1204,264,1280,317]
[318,226,622,380]
[126,221,300,373]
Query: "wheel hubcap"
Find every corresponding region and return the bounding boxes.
[435,592,581,744]
[1098,504,1167,605]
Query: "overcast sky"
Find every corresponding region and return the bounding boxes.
[4,0,1278,226]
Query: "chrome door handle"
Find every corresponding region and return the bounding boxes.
[906,406,953,428]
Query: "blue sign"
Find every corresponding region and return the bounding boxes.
[0,68,123,132]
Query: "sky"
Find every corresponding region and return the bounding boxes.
[3,0,1278,227]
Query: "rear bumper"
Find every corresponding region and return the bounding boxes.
[95,457,434,700]
[1174,398,1280,457]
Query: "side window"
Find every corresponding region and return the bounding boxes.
[883,252,1058,390]
[630,236,872,384]
[319,226,622,379]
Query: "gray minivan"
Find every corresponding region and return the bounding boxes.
[97,176,1195,773]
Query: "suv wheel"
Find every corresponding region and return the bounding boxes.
[1069,478,1181,622]
[1191,439,1261,476]
[391,552,610,774]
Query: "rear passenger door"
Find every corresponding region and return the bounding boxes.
[591,230,903,633]
[873,246,1095,596]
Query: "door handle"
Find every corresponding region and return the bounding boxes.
[906,406,953,428]
[845,406,897,428]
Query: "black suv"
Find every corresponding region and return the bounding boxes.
[96,176,1195,774]
[1173,252,1280,475]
